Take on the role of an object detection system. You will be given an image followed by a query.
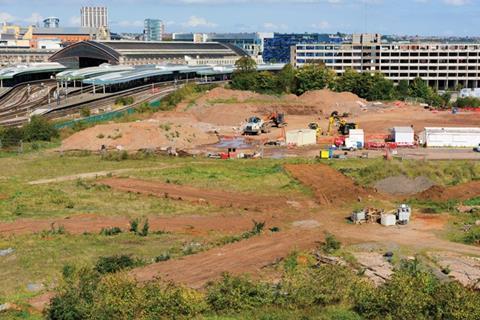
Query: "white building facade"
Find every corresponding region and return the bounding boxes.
[292,36,480,90]
[81,7,108,28]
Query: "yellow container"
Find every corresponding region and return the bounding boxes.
[320,150,330,159]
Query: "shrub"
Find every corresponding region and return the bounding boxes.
[206,273,274,312]
[80,107,91,117]
[139,219,149,237]
[94,255,137,274]
[0,126,23,147]
[155,252,171,262]
[142,282,208,318]
[99,227,122,236]
[23,115,59,142]
[279,265,365,308]
[129,218,139,233]
[322,233,341,253]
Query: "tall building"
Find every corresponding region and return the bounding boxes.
[144,19,164,41]
[263,33,344,63]
[81,6,108,28]
[43,17,60,29]
[292,34,480,90]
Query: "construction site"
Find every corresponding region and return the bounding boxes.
[0,75,480,316]
[0,56,480,318]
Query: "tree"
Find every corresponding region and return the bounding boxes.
[408,77,432,101]
[231,57,258,91]
[234,56,257,73]
[255,71,279,94]
[335,68,361,93]
[0,126,23,147]
[367,73,395,101]
[23,116,58,142]
[277,64,296,94]
[294,64,336,95]
[396,79,410,99]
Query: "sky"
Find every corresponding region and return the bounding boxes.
[0,0,479,36]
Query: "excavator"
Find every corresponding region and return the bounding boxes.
[328,111,357,136]
[243,112,286,135]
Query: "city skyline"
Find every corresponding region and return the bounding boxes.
[0,0,479,36]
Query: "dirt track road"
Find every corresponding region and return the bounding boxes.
[100,177,299,211]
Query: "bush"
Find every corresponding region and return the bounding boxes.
[94,255,137,274]
[99,227,122,236]
[115,96,135,106]
[80,107,91,117]
[322,233,341,253]
[129,218,139,233]
[139,219,149,237]
[0,126,23,147]
[23,115,59,142]
[207,273,274,312]
[278,265,364,308]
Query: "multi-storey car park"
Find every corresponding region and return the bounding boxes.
[292,34,480,90]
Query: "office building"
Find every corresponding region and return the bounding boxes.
[81,6,108,28]
[144,19,164,41]
[263,33,344,63]
[292,34,480,90]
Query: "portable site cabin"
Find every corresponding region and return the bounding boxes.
[346,129,365,148]
[390,127,415,145]
[419,127,480,147]
[286,129,317,146]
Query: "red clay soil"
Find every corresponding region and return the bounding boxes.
[284,164,374,205]
[100,177,292,211]
[416,181,480,202]
[131,229,322,288]
[0,212,287,236]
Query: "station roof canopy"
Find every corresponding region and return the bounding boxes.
[81,63,286,86]
[56,64,134,81]
[0,62,66,80]
[49,40,248,66]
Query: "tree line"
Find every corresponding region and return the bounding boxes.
[0,116,58,148]
[231,57,456,108]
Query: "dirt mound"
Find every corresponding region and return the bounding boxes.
[374,176,434,195]
[61,117,217,151]
[416,181,480,202]
[100,177,293,211]
[284,164,373,205]
[298,89,366,116]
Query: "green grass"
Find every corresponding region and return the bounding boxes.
[0,231,187,303]
[131,160,310,196]
[329,158,480,187]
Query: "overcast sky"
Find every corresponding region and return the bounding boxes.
[0,0,478,36]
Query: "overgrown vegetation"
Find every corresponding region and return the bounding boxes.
[0,116,59,148]
[115,96,135,106]
[330,158,480,187]
[231,57,451,107]
[45,257,480,320]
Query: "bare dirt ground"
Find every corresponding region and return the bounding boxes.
[99,177,303,212]
[60,115,218,152]
[59,87,480,156]
[131,228,321,287]
[0,212,287,237]
[284,163,375,205]
[417,181,480,201]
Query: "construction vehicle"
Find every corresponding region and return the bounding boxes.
[242,112,286,135]
[327,111,357,136]
[308,122,322,138]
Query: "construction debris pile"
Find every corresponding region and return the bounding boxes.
[351,204,412,226]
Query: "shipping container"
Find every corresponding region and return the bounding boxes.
[419,127,480,147]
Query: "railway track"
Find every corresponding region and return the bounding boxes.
[0,79,221,127]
